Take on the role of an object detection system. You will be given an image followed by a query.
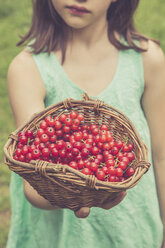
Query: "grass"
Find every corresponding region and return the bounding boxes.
[0,0,165,247]
[0,0,31,246]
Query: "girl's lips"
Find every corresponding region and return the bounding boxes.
[66,5,91,14]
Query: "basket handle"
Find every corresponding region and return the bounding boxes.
[122,160,151,188]
[82,93,104,114]
[83,92,95,101]
[135,160,151,172]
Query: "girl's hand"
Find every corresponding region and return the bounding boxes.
[161,232,165,248]
[161,239,165,248]
[74,191,127,218]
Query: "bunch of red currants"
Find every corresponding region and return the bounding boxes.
[14,111,136,182]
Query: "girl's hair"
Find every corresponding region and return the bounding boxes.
[18,0,159,63]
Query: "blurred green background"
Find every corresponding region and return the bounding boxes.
[0,0,165,247]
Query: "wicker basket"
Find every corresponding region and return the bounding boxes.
[4,94,150,211]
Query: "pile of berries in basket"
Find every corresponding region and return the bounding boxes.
[14,111,136,182]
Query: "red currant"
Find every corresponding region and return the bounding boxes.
[78,160,85,169]
[96,169,105,181]
[42,148,50,158]
[126,167,135,177]
[108,166,116,176]
[40,120,48,129]
[55,129,63,138]
[64,117,72,126]
[32,149,41,159]
[54,120,62,130]
[56,140,65,150]
[40,133,49,143]
[118,161,127,170]
[63,125,71,133]
[120,156,129,166]
[69,161,78,170]
[70,111,78,119]
[19,135,28,145]
[90,162,98,172]
[126,152,135,162]
[100,124,109,131]
[45,116,55,126]
[82,168,91,175]
[25,130,34,139]
[116,167,123,177]
[51,148,59,158]
[77,113,84,121]
[59,114,67,123]
[46,127,55,137]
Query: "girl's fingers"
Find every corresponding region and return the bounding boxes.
[74,207,90,218]
[101,191,127,210]
[74,191,127,218]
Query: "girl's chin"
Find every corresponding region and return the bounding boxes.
[66,23,88,30]
[63,18,91,30]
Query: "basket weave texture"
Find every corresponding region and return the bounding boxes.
[4,94,150,211]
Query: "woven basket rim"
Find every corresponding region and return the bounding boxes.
[4,155,150,190]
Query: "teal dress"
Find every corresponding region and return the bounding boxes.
[7,46,163,248]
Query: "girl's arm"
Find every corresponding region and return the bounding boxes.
[7,50,57,210]
[142,40,165,243]
[7,50,126,217]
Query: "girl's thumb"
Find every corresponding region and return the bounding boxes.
[74,207,90,218]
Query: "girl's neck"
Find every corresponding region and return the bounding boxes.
[68,16,109,49]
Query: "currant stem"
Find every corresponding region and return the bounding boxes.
[27,138,31,146]
[34,123,39,131]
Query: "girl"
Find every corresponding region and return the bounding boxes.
[7,0,165,247]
